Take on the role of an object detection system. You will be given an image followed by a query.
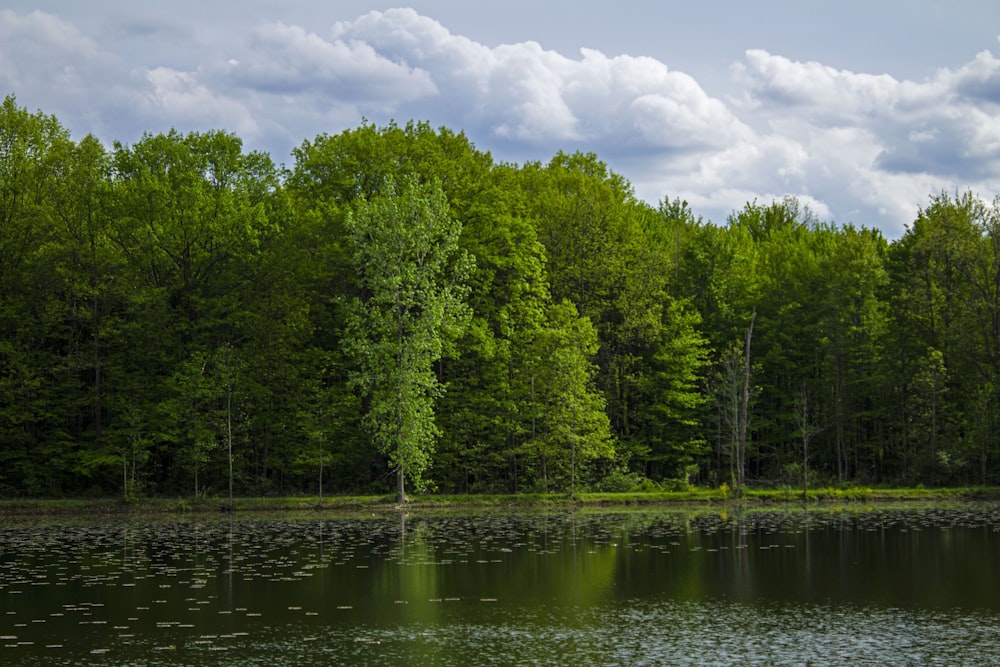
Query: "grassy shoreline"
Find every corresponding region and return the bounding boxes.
[1,486,998,517]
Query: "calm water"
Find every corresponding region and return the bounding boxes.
[1,505,999,665]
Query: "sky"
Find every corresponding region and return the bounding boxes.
[2,1,999,238]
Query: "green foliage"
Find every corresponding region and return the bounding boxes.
[343,176,472,500]
[4,94,1000,497]
[517,301,614,493]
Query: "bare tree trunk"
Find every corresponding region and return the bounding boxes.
[836,392,846,482]
[227,385,233,511]
[795,388,820,503]
[737,310,756,495]
[571,385,578,498]
[89,226,103,447]
[397,467,406,504]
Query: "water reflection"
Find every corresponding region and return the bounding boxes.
[0,505,998,665]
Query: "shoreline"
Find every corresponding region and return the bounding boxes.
[1,486,998,517]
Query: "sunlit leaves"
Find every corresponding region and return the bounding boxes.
[343,176,472,499]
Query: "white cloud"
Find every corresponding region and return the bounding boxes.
[143,67,259,137]
[0,9,113,100]
[949,49,1000,104]
[227,21,437,104]
[723,46,1000,235]
[1,8,999,238]
[332,7,489,73]
[735,49,906,118]
[303,9,752,150]
[578,49,751,150]
[0,10,258,144]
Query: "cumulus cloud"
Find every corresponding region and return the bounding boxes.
[951,49,1000,104]
[217,8,755,152]
[735,49,911,117]
[227,21,437,103]
[0,9,113,100]
[143,67,259,137]
[0,9,258,144]
[735,47,1000,167]
[1,7,999,237]
[727,46,1000,235]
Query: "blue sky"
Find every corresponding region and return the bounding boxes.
[2,1,999,237]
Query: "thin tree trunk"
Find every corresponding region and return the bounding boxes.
[512,452,518,494]
[737,310,755,495]
[803,437,809,502]
[88,214,102,446]
[796,389,814,503]
[571,385,578,497]
[261,425,270,490]
[395,289,407,504]
[227,385,233,511]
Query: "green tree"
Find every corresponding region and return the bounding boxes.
[289,121,490,493]
[343,176,472,501]
[109,129,281,493]
[519,301,614,493]
[0,95,79,493]
[886,192,1000,483]
[48,133,127,491]
[815,224,888,482]
[634,298,710,482]
[433,182,553,493]
[158,350,216,495]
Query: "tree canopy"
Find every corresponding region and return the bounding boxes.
[2,95,999,497]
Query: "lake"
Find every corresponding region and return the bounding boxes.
[1,504,999,665]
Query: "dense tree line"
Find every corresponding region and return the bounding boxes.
[2,95,999,498]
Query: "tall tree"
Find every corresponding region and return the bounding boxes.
[48,134,125,491]
[343,176,472,501]
[887,192,1000,483]
[109,129,280,493]
[518,301,614,493]
[633,298,710,481]
[433,184,554,493]
[0,96,77,493]
[737,309,755,494]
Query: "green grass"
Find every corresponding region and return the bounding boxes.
[1,486,998,517]
[748,485,995,503]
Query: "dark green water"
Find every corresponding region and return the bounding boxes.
[1,505,999,665]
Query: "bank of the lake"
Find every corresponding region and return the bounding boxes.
[2,486,999,517]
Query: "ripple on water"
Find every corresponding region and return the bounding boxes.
[0,506,999,665]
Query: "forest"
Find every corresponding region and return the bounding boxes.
[2,94,1000,499]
